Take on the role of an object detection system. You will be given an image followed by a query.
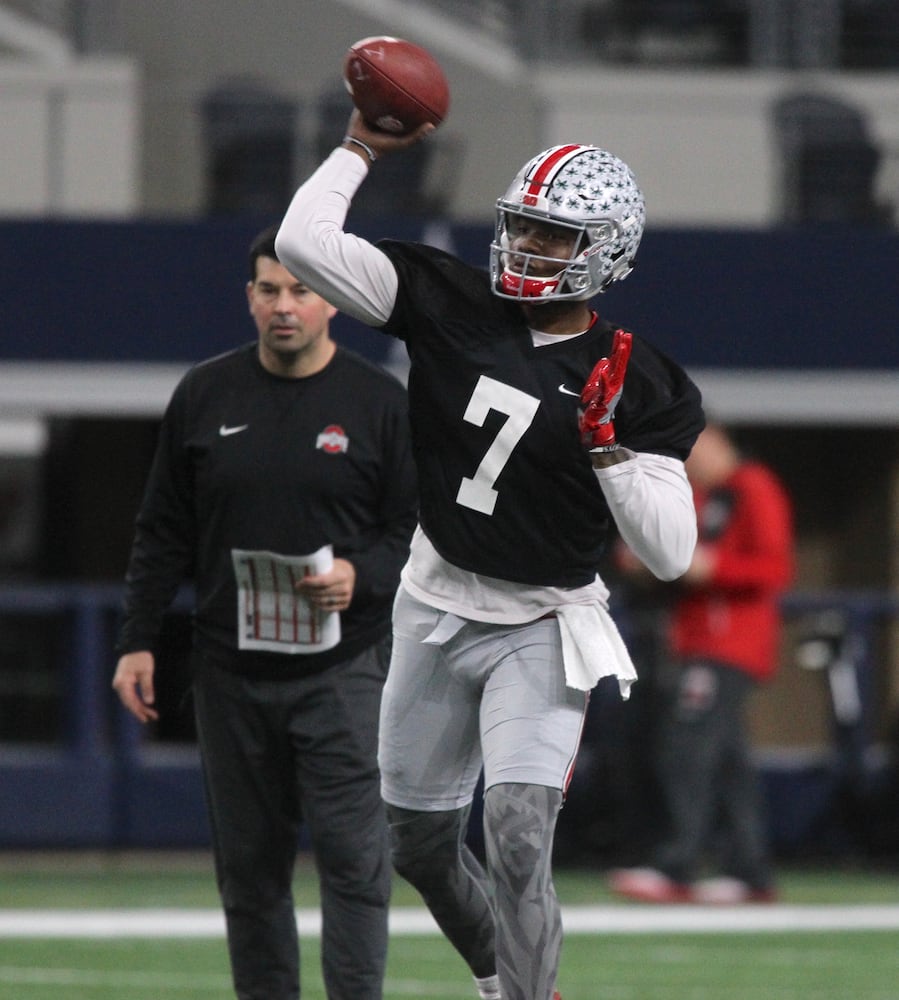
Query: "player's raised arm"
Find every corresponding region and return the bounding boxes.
[275,139,398,328]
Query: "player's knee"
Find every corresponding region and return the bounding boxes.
[386,803,468,886]
[482,782,562,879]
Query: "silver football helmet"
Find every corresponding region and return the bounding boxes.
[490,144,646,301]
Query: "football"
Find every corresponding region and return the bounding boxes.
[343,35,450,134]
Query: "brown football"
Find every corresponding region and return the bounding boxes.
[343,35,450,134]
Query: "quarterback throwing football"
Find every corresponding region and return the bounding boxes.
[276,113,704,1000]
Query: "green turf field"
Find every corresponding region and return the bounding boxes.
[1,852,898,999]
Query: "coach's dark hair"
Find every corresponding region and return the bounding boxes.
[248,225,280,281]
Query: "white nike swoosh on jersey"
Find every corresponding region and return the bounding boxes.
[557,384,580,397]
[219,424,248,436]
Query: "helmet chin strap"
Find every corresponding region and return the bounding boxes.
[500,247,573,300]
[499,268,561,299]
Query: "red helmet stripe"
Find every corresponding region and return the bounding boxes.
[525,144,583,197]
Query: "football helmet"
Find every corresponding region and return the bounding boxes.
[490,144,645,302]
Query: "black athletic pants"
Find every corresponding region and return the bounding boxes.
[192,638,392,1000]
[651,657,773,891]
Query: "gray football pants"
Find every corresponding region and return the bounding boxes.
[380,588,584,1000]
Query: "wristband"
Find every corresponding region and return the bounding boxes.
[343,135,377,163]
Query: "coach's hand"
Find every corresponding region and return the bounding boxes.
[112,650,159,724]
[294,557,356,613]
[579,329,632,454]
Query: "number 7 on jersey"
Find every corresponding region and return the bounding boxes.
[455,375,540,516]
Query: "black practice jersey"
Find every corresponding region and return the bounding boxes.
[378,240,704,588]
[118,343,417,673]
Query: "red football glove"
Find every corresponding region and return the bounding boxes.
[579,329,633,452]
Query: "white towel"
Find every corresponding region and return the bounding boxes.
[555,602,638,698]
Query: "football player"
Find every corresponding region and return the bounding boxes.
[276,114,705,1000]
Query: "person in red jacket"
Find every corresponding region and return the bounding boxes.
[610,422,794,903]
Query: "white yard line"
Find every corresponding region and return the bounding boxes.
[2,904,899,938]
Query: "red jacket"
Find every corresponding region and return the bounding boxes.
[669,461,794,681]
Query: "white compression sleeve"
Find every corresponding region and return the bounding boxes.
[594,451,697,581]
[275,148,399,327]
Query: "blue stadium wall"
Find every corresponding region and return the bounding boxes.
[3,218,898,369]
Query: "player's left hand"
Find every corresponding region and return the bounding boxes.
[579,329,632,452]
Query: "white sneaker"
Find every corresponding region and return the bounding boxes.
[692,876,777,904]
[608,866,692,903]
